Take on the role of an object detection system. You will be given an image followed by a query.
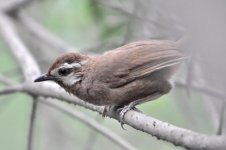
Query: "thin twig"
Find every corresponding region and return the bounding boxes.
[0,74,16,85]
[176,80,226,134]
[83,115,103,150]
[27,97,39,150]
[97,1,164,29]
[42,98,137,150]
[0,84,23,95]
[176,80,226,135]
[217,101,225,135]
[175,81,225,100]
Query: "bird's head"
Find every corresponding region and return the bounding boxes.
[34,52,88,87]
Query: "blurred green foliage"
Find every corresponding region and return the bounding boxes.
[38,0,126,50]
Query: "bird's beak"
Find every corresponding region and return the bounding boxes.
[34,73,56,82]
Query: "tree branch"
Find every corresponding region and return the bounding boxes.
[0,12,40,150]
[0,0,34,13]
[21,83,226,150]
[1,78,226,149]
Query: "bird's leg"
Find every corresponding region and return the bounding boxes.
[118,93,163,128]
[102,106,111,118]
[101,93,163,129]
[119,80,172,128]
[102,106,107,118]
[102,105,120,118]
[103,105,128,129]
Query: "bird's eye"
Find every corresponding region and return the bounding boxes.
[58,68,72,76]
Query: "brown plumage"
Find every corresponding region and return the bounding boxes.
[34,40,185,119]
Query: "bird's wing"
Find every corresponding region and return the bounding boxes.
[92,40,185,88]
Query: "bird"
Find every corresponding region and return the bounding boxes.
[34,40,185,122]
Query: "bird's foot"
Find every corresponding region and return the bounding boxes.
[101,105,127,129]
[102,105,141,129]
[117,104,142,129]
[102,105,119,117]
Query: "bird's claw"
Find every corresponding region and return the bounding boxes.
[118,104,139,129]
[101,105,141,130]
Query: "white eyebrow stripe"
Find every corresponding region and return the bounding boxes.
[61,62,81,69]
[50,63,81,76]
